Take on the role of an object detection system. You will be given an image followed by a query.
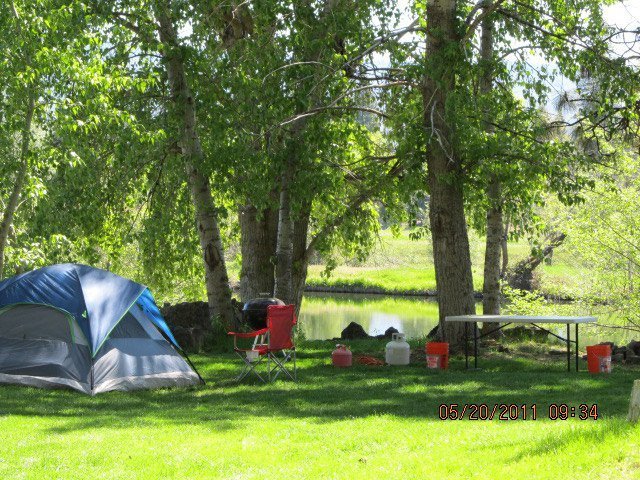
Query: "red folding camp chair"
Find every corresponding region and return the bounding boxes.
[265,304,297,382]
[228,304,297,383]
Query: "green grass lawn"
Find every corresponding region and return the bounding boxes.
[306,229,589,299]
[306,265,445,293]
[1,341,639,479]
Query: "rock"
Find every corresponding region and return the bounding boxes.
[172,325,207,353]
[161,301,211,330]
[375,327,400,339]
[383,327,399,338]
[496,344,510,353]
[611,353,625,363]
[626,355,640,365]
[627,340,640,356]
[613,346,628,356]
[160,300,243,332]
[341,322,370,340]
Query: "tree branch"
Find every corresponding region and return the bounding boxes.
[461,0,507,44]
[279,106,390,127]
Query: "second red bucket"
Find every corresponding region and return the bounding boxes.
[426,342,449,369]
[586,345,612,374]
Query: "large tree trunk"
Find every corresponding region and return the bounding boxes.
[479,3,503,335]
[239,204,278,301]
[423,0,476,348]
[0,91,35,280]
[155,1,235,328]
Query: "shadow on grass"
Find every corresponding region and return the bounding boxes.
[0,346,637,434]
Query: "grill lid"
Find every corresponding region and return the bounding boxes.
[242,297,285,330]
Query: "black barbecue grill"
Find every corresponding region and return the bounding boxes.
[242,297,285,330]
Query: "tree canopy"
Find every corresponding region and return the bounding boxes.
[1,0,638,344]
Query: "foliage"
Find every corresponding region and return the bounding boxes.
[0,0,638,313]
[552,151,640,327]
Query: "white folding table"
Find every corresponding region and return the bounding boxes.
[445,315,597,371]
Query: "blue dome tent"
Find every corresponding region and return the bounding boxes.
[0,264,202,394]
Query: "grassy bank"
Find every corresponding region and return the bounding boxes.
[306,230,589,299]
[0,342,638,479]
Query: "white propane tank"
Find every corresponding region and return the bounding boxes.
[385,333,410,365]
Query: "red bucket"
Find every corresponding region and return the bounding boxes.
[426,342,449,369]
[586,345,611,374]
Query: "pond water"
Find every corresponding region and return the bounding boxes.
[299,293,443,340]
[298,292,636,346]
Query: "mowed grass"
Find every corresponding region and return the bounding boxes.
[306,265,445,293]
[1,341,639,479]
[307,229,588,298]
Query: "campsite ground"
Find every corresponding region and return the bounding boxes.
[1,340,639,479]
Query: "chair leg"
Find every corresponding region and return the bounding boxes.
[293,349,297,381]
[234,351,266,383]
[269,352,295,381]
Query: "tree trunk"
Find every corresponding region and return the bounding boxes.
[270,0,338,307]
[274,164,295,304]
[479,3,503,335]
[155,1,235,328]
[0,91,35,280]
[291,198,312,315]
[239,204,278,301]
[423,0,476,348]
[483,182,503,314]
[507,232,566,291]
[501,219,510,277]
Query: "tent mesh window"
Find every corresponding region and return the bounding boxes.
[0,305,74,343]
[107,313,150,339]
[0,305,91,385]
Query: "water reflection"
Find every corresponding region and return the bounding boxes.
[299,293,444,340]
[299,293,635,345]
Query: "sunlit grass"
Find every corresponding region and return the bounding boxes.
[306,265,443,292]
[306,229,590,299]
[0,347,638,479]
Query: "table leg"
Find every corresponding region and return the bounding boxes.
[566,324,571,372]
[474,322,478,369]
[465,322,469,369]
[575,323,579,372]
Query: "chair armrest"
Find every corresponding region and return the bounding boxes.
[228,328,268,338]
